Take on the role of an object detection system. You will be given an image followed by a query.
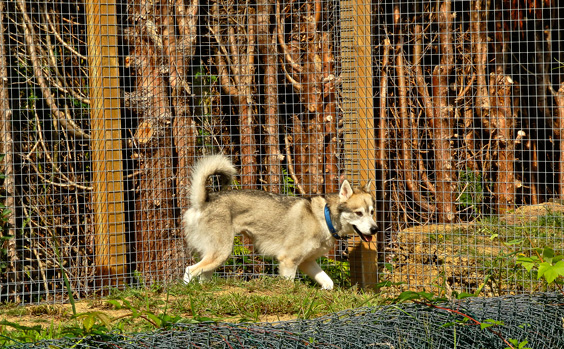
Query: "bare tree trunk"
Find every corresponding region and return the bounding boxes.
[0,1,19,301]
[412,7,438,203]
[126,39,179,282]
[490,73,517,213]
[471,0,491,127]
[133,142,181,283]
[291,114,308,192]
[174,117,198,211]
[302,0,325,195]
[212,4,257,189]
[529,140,540,205]
[257,0,282,193]
[378,38,390,192]
[375,37,391,263]
[238,17,258,189]
[395,6,435,214]
[124,0,198,282]
[490,7,516,213]
[553,83,564,198]
[322,32,339,194]
[431,0,456,223]
[169,0,199,211]
[277,0,333,195]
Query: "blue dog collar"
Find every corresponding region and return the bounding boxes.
[324,204,344,240]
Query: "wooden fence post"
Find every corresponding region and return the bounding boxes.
[340,0,379,288]
[86,0,128,288]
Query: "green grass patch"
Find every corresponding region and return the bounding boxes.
[0,277,381,346]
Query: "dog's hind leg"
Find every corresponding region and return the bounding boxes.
[184,258,212,284]
[184,258,215,283]
[183,216,235,284]
[184,234,233,284]
[299,259,334,290]
[184,251,230,284]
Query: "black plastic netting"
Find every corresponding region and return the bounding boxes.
[8,293,564,348]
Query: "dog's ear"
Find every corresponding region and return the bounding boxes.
[363,180,373,193]
[339,180,353,202]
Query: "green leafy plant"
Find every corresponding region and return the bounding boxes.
[107,296,185,329]
[282,167,296,196]
[456,168,484,219]
[516,247,564,287]
[506,338,531,349]
[220,236,277,276]
[0,154,12,280]
[314,257,351,288]
[297,291,322,320]
[67,312,112,336]
[0,320,43,343]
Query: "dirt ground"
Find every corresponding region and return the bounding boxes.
[386,202,564,296]
[0,286,298,331]
[1,299,130,329]
[498,201,564,225]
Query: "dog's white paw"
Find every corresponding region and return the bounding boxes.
[317,273,334,290]
[183,267,193,284]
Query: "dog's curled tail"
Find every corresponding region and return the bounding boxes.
[190,154,237,210]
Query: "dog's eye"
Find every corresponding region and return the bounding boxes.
[355,211,363,217]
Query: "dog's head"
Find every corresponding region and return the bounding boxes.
[338,180,378,242]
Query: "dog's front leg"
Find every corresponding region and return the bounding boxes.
[278,259,298,280]
[299,259,334,290]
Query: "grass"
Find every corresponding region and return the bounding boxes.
[0,277,382,346]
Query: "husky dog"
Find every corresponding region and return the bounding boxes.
[182,154,378,289]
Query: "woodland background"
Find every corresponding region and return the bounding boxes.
[1,0,564,301]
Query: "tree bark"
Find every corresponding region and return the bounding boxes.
[471,0,491,128]
[490,73,517,213]
[124,0,196,282]
[395,6,435,214]
[431,0,456,223]
[0,0,19,301]
[553,83,564,198]
[301,0,325,195]
[277,0,331,194]
[412,7,438,200]
[212,4,257,189]
[322,32,339,194]
[378,38,390,191]
[257,0,282,193]
[170,0,199,211]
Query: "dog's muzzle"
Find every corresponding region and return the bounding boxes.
[353,225,377,242]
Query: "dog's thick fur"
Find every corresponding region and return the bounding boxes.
[182,155,378,289]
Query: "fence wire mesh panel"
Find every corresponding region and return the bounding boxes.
[1,0,564,304]
[7,293,564,348]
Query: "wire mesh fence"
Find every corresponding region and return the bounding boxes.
[1,0,564,303]
[7,293,564,348]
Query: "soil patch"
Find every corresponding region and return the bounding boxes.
[500,201,564,225]
[0,286,300,332]
[387,203,564,296]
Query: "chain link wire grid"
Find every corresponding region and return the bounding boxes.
[6,293,564,348]
[1,0,564,302]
